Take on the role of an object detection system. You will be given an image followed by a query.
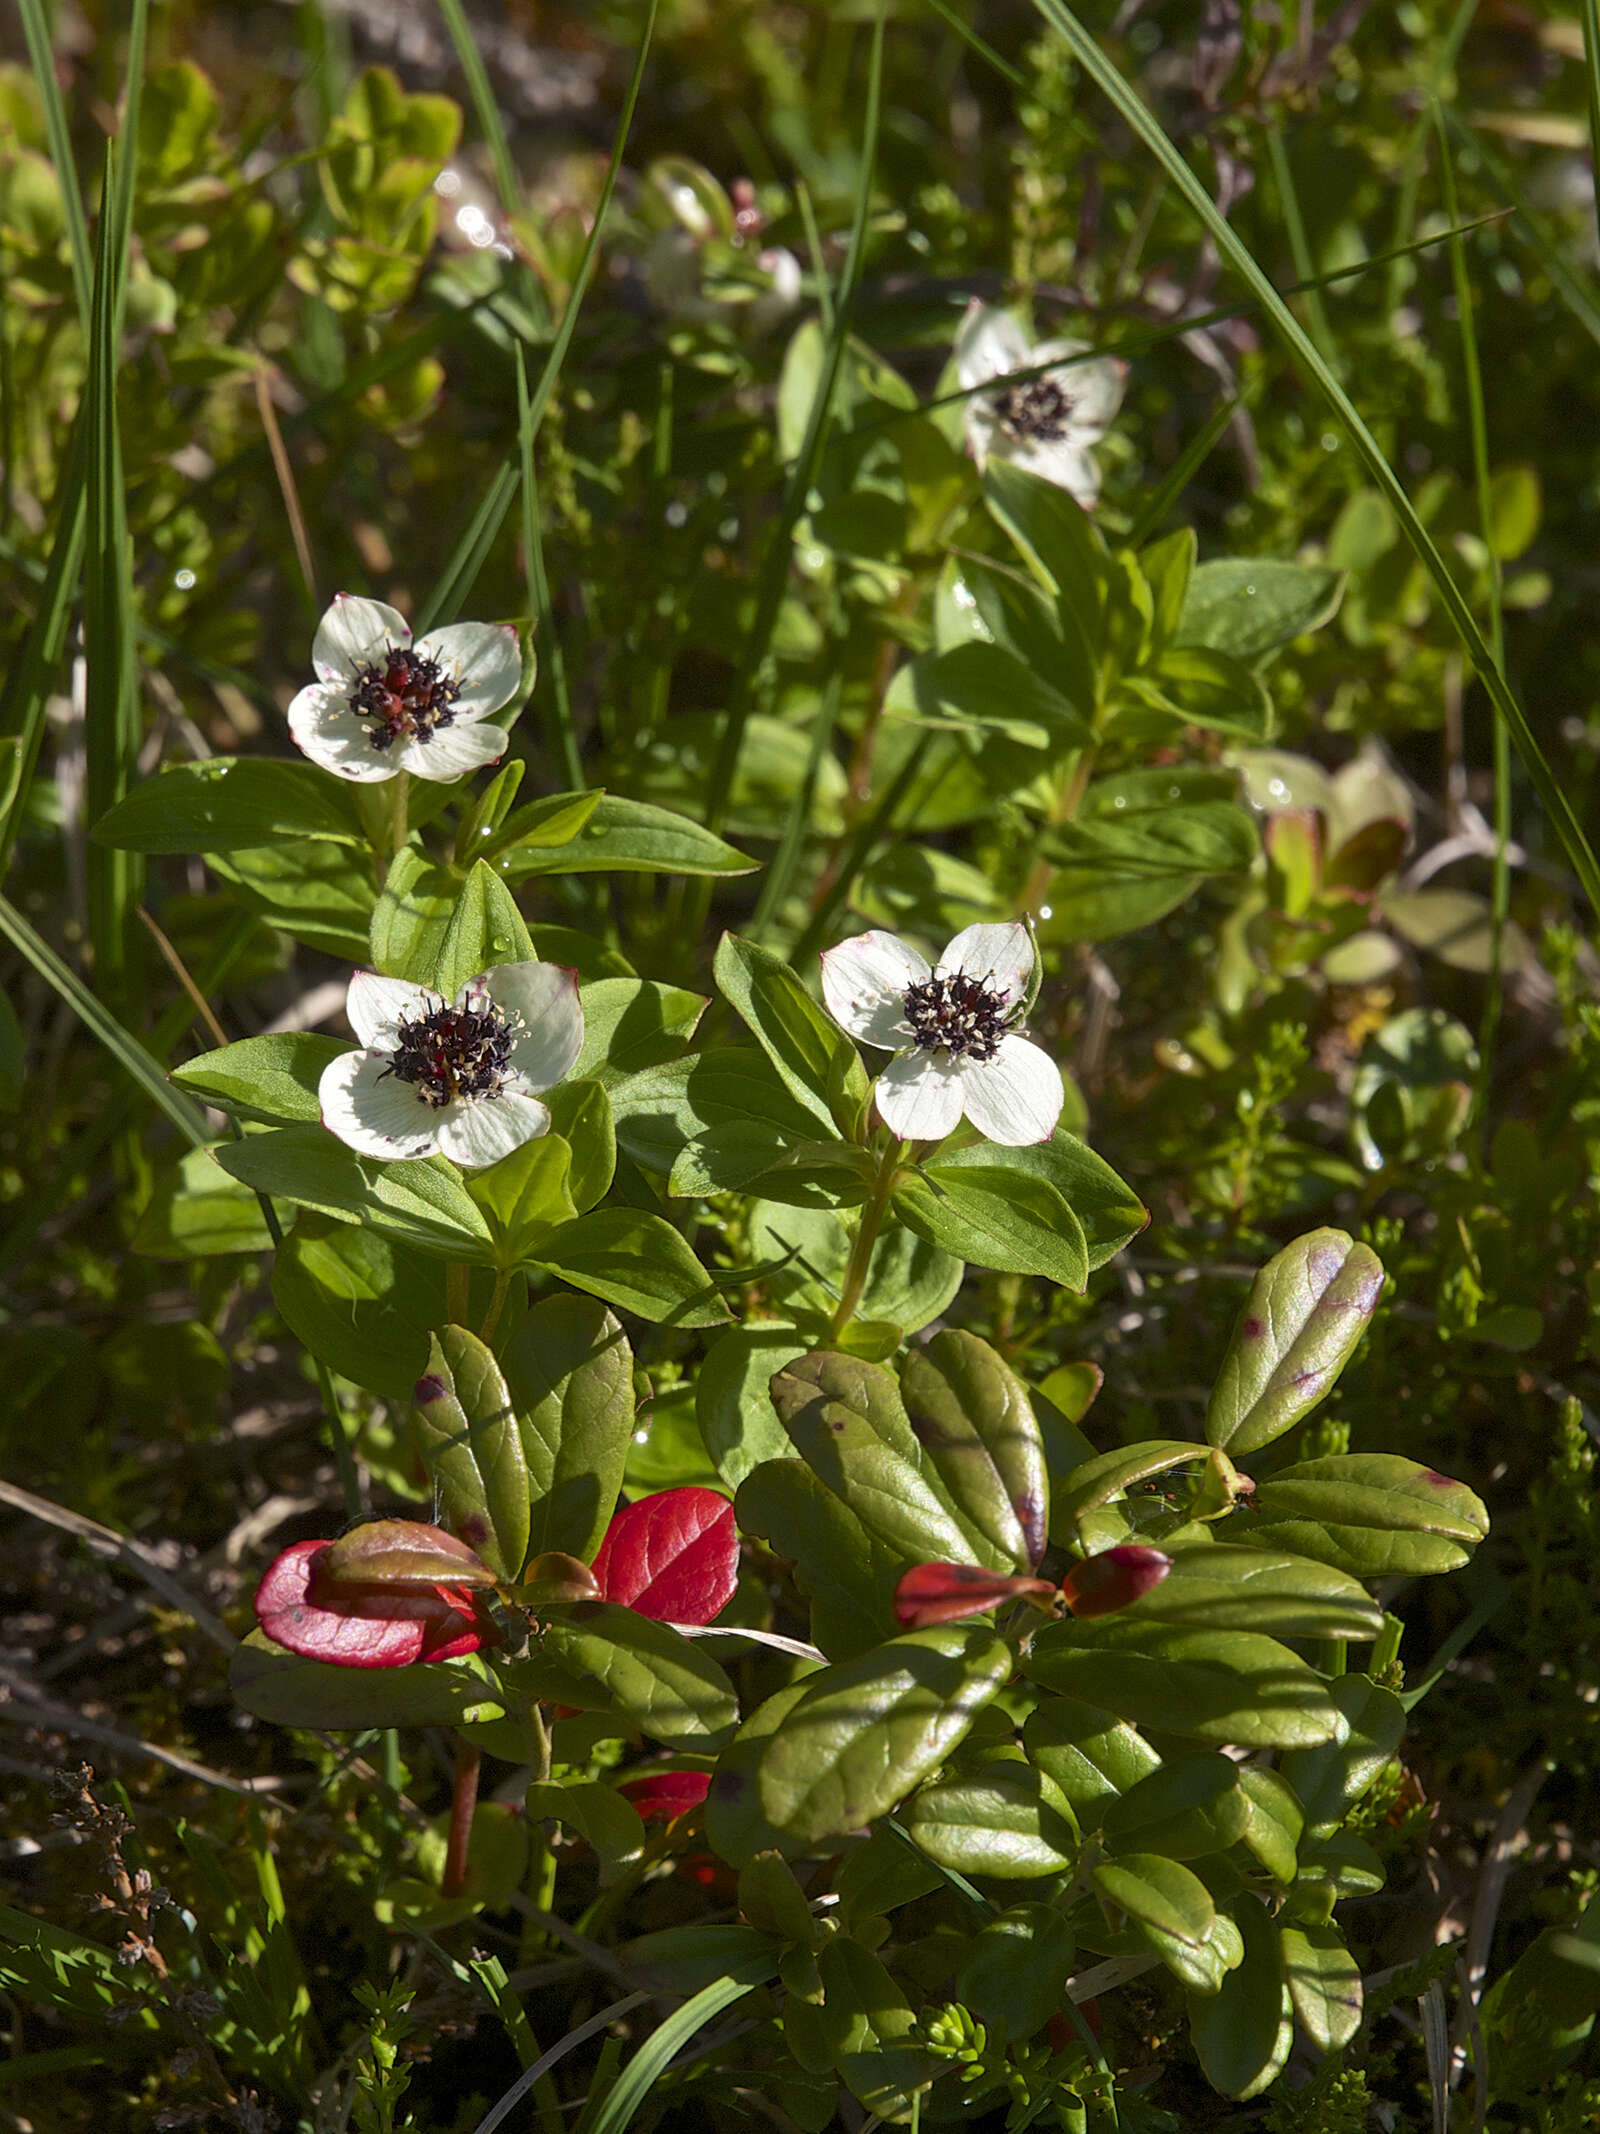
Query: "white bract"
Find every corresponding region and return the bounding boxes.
[820,922,1063,1146]
[288,594,522,784]
[319,963,582,1169]
[954,302,1127,510]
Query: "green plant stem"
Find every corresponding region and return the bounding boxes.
[830,1140,906,1339]
[479,1268,513,1346]
[447,1261,471,1326]
[389,769,410,865]
[442,1737,482,1901]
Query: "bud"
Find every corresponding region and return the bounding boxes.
[1060,1545,1171,1620]
[520,1551,602,1605]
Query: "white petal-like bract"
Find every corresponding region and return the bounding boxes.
[941,922,1033,1008]
[875,1049,968,1141]
[960,1034,1064,1146]
[417,621,523,717]
[394,719,507,781]
[318,1049,442,1162]
[820,931,928,1049]
[312,595,410,684]
[435,1090,552,1168]
[286,683,401,783]
[346,972,439,1050]
[483,961,584,1092]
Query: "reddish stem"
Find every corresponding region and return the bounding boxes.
[441,1738,482,1900]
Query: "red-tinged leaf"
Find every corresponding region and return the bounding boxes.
[521,1550,602,1603]
[894,1561,1057,1630]
[620,1769,714,1823]
[1062,1545,1171,1620]
[254,1539,491,1669]
[591,1488,738,1625]
[321,1519,495,1589]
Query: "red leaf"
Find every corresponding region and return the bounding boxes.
[1060,1545,1171,1620]
[254,1539,490,1669]
[619,1769,713,1823]
[590,1488,737,1625]
[894,1560,1057,1629]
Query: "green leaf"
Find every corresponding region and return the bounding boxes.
[172,1033,346,1126]
[1206,1229,1385,1455]
[1124,1544,1384,1641]
[132,1148,275,1259]
[909,641,1093,749]
[91,756,365,853]
[530,1207,729,1326]
[705,1680,818,1867]
[1236,1767,1303,1884]
[625,1923,779,1997]
[572,977,705,1088]
[697,1325,808,1489]
[370,848,460,986]
[932,1133,1147,1272]
[1022,1695,1160,1818]
[502,793,755,879]
[213,1125,496,1261]
[412,1326,530,1581]
[431,858,536,999]
[1100,1752,1250,1861]
[957,1904,1077,2045]
[1176,559,1343,664]
[1282,1925,1362,2051]
[483,787,603,859]
[745,1202,962,1335]
[1091,1854,1226,1990]
[669,1123,874,1208]
[1241,1454,1489,1576]
[982,459,1109,659]
[524,1778,645,1882]
[537,1603,738,1749]
[1024,1621,1346,1749]
[207,840,374,962]
[769,1351,1010,1571]
[230,1632,504,1731]
[465,1133,577,1265]
[609,1045,826,1176]
[736,1455,912,1660]
[273,1216,443,1403]
[895,1162,1089,1288]
[1053,1439,1223,1536]
[502,1294,634,1567]
[1279,1673,1406,1834]
[714,932,865,1132]
[756,1625,1012,1842]
[1186,1897,1292,2098]
[900,1331,1049,1570]
[1141,645,1274,740]
[905,1762,1080,1879]
[544,1080,615,1212]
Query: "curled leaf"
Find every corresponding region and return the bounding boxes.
[1061,1545,1171,1620]
[894,1561,1057,1630]
[322,1519,495,1589]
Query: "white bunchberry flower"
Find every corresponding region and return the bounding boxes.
[287,595,521,784]
[820,922,1063,1147]
[954,303,1128,510]
[318,963,582,1169]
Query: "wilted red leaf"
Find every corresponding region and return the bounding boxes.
[1060,1544,1171,1620]
[589,1488,737,1625]
[255,1539,492,1669]
[894,1560,1058,1629]
[619,1769,713,1823]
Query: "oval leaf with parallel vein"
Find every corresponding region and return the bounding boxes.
[901,1330,1049,1569]
[757,1624,1012,1843]
[412,1325,529,1582]
[1205,1229,1384,1455]
[1211,1229,1382,1459]
[1023,1620,1346,1749]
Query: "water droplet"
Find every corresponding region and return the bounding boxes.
[1267,777,1289,801]
[1243,584,1256,597]
[174,567,195,590]
[1037,905,1052,921]
[1112,795,1126,809]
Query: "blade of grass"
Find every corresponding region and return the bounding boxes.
[698,1,887,896]
[1582,0,1600,251]
[1434,107,1511,1110]
[15,0,94,324]
[1264,122,1340,376]
[749,667,842,943]
[1456,114,1600,352]
[82,139,143,1007]
[516,346,582,789]
[0,890,207,1146]
[413,0,661,634]
[1021,0,1600,921]
[0,410,88,876]
[1384,0,1480,316]
[571,1966,776,2134]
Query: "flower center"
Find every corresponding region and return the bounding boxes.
[903,972,1010,1063]
[993,376,1074,444]
[383,993,513,1109]
[349,648,461,751]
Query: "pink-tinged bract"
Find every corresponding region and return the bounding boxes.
[894,1560,1058,1630]
[590,1488,738,1625]
[619,1770,713,1824]
[254,1538,493,1669]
